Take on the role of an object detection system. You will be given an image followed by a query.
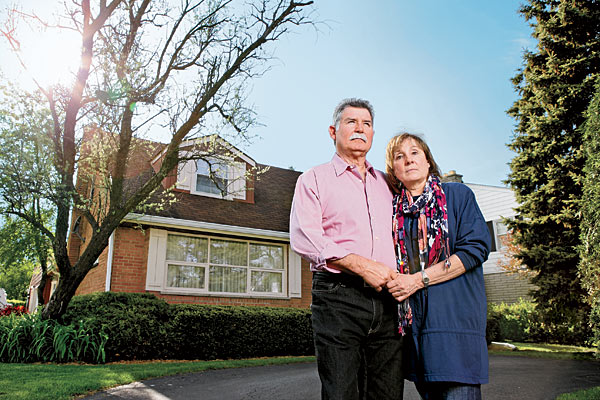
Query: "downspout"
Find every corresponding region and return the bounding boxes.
[105,233,115,292]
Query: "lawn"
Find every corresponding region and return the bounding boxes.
[1,342,598,400]
[488,341,597,361]
[0,356,316,400]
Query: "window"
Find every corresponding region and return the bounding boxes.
[194,159,228,196]
[164,233,285,295]
[486,219,509,252]
[495,221,508,249]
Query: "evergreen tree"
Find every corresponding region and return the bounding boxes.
[579,77,600,352]
[507,0,600,343]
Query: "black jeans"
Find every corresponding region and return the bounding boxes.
[311,272,404,400]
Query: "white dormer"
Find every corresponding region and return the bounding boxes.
[154,135,255,201]
[177,156,248,200]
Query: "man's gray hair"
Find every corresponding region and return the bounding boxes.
[332,98,374,129]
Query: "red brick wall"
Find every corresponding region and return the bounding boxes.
[75,250,108,295]
[76,225,312,309]
[109,228,149,293]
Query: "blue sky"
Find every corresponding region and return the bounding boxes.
[245,1,535,186]
[1,1,535,187]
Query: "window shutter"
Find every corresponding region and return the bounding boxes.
[176,159,195,191]
[288,248,302,298]
[231,162,247,200]
[145,229,167,290]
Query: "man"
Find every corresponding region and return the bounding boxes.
[290,98,404,399]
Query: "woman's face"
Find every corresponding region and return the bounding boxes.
[392,138,431,194]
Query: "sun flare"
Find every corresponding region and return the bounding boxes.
[14,27,81,89]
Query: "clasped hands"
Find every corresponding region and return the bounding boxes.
[362,260,421,302]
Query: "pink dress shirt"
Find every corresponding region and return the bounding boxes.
[290,153,396,273]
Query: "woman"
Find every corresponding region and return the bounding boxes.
[384,133,490,400]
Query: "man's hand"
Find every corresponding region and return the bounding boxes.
[328,254,396,292]
[360,259,398,291]
[386,273,421,302]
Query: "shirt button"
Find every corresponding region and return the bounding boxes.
[375,236,379,240]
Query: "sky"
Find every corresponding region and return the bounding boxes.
[245,1,535,186]
[0,0,535,187]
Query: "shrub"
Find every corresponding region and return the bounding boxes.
[0,312,107,363]
[487,299,591,346]
[61,292,172,361]
[61,292,314,362]
[167,304,314,360]
[0,305,26,317]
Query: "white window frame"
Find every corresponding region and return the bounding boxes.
[492,219,509,251]
[147,229,292,298]
[190,158,231,199]
[176,156,247,201]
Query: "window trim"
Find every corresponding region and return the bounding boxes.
[190,158,231,199]
[487,219,509,253]
[160,231,289,298]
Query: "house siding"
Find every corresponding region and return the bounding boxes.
[484,272,535,304]
[466,183,537,304]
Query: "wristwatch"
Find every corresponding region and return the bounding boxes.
[421,270,430,288]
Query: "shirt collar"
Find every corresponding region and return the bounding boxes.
[332,153,378,179]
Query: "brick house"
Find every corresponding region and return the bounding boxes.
[69,135,312,309]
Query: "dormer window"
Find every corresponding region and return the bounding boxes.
[195,159,228,196]
[165,137,256,202]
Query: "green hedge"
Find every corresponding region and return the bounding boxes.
[486,300,592,346]
[61,292,172,360]
[61,292,314,362]
[168,304,314,360]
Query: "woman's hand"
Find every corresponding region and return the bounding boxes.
[386,272,422,302]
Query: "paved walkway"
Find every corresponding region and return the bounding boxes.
[83,355,600,399]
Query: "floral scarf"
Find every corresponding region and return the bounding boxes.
[392,174,451,335]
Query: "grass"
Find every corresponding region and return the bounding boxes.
[556,387,600,400]
[1,342,598,400]
[0,356,316,400]
[488,341,597,361]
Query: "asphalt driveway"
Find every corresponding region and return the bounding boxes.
[83,355,600,399]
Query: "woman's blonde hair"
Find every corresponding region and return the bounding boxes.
[385,132,442,193]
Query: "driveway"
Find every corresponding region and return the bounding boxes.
[83,355,600,399]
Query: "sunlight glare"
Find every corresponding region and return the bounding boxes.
[16,27,81,89]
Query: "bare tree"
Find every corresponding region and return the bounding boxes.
[0,0,313,319]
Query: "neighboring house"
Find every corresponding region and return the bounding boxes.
[71,135,312,309]
[26,269,59,313]
[442,170,536,304]
[0,288,7,309]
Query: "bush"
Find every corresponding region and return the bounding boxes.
[168,304,314,360]
[487,300,591,346]
[61,292,314,362]
[0,312,107,363]
[0,304,26,317]
[61,292,172,361]
[590,301,600,358]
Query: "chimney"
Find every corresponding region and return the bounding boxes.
[442,170,463,183]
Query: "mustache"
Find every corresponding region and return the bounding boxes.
[349,133,368,142]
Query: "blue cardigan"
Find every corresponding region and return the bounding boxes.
[402,182,491,384]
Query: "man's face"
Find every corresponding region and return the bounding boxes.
[329,106,374,158]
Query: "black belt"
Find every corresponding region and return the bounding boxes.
[313,271,369,289]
